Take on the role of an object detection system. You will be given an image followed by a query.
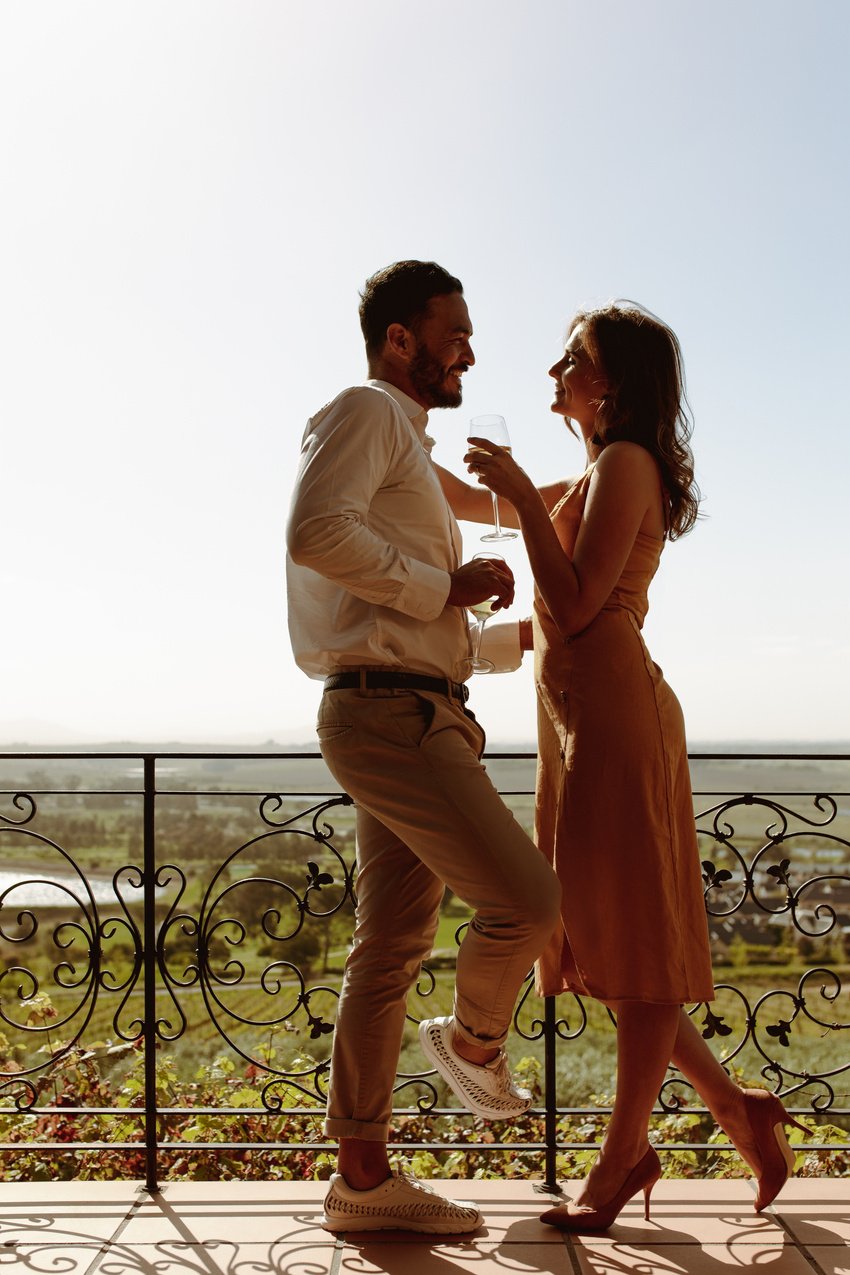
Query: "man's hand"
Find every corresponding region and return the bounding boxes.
[447,557,515,611]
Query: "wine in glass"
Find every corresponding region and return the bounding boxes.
[468,413,518,543]
[467,552,504,674]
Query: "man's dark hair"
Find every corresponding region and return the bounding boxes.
[359,260,464,356]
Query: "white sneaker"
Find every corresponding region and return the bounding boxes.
[419,1015,532,1120]
[321,1169,482,1233]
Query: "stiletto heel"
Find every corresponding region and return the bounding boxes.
[739,1089,812,1212]
[643,1179,654,1221]
[540,1147,661,1232]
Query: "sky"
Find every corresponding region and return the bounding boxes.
[2,0,848,745]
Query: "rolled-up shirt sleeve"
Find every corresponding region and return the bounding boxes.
[479,618,523,673]
[287,387,452,621]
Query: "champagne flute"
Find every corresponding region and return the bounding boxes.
[467,552,504,674]
[468,414,518,543]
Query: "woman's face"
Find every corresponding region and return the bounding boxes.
[548,322,607,435]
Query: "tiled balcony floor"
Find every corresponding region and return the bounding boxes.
[0,1177,847,1274]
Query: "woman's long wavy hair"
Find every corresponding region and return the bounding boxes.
[571,302,701,539]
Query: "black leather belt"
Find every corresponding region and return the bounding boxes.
[324,670,470,703]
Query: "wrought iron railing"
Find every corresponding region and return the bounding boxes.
[1,750,848,1190]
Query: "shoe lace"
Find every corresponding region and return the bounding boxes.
[487,1051,518,1086]
[395,1168,436,1195]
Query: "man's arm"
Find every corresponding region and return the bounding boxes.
[287,389,451,621]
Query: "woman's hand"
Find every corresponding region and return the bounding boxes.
[465,438,537,512]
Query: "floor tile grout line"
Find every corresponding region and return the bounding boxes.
[76,1188,152,1275]
[772,1212,832,1275]
[564,1235,584,1275]
[798,1246,831,1275]
[81,1242,109,1275]
[99,1189,147,1249]
[328,1237,346,1275]
[78,1190,148,1275]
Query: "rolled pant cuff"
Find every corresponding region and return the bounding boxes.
[452,1008,508,1051]
[324,1116,390,1142]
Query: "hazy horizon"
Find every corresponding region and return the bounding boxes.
[2,719,848,753]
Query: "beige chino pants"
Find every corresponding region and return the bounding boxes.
[316,685,561,1142]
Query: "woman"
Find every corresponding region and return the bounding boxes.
[438,302,807,1229]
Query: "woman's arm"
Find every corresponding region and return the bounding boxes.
[470,441,662,638]
[434,462,502,523]
[434,462,570,526]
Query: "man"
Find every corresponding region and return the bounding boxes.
[286,261,560,1233]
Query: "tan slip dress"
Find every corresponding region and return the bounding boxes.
[533,467,715,1005]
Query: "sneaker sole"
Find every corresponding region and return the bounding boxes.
[321,1212,481,1234]
[418,1020,531,1120]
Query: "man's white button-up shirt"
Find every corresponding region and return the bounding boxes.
[286,379,474,681]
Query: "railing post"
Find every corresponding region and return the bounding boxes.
[541,994,559,1192]
[143,755,159,1192]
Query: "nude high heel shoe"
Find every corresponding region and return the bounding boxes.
[539,1146,661,1232]
[741,1089,811,1212]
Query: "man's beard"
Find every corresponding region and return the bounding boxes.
[408,347,464,409]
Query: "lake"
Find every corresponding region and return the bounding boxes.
[0,869,117,908]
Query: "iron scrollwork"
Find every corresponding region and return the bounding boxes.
[0,808,108,1110]
[156,793,355,1110]
[676,791,850,1109]
[2,755,849,1177]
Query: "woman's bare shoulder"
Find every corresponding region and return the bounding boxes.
[594,441,660,484]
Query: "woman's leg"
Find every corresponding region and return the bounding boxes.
[576,1002,679,1207]
[545,1001,800,1229]
[670,1008,759,1169]
[588,1005,789,1201]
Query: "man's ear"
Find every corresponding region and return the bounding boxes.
[385,322,414,363]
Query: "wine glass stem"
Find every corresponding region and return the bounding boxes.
[474,617,487,664]
[490,492,503,537]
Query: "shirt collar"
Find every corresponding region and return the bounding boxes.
[366,379,431,446]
